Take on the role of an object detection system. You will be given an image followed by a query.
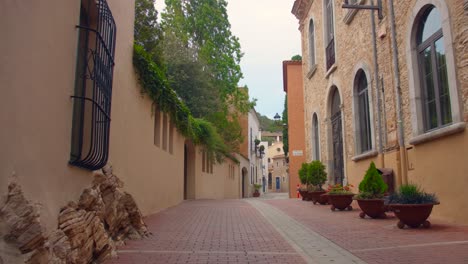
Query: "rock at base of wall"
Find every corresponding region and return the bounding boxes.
[0,165,149,264]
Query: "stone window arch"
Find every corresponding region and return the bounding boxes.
[407,0,465,144]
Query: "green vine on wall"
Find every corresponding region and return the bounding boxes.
[133,44,237,163]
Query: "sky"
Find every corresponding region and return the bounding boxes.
[154,0,301,120]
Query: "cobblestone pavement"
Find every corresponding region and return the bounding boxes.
[107,198,468,264]
[265,199,468,264]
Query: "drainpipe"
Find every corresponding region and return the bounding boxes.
[370,0,384,167]
[388,0,408,185]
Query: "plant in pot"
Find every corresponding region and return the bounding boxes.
[388,184,439,229]
[307,161,328,205]
[355,162,388,219]
[253,184,262,197]
[327,183,355,211]
[298,163,310,201]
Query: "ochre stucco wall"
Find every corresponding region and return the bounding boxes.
[1,0,97,232]
[284,61,306,197]
[193,147,241,200]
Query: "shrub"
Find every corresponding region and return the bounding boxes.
[388,184,439,204]
[298,162,309,185]
[309,160,327,190]
[298,161,327,190]
[356,162,388,199]
[253,184,262,191]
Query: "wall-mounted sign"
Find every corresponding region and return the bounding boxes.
[292,150,303,156]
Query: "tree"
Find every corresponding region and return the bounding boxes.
[161,0,254,154]
[282,95,289,156]
[162,33,222,118]
[291,54,302,61]
[134,0,163,63]
[162,0,243,97]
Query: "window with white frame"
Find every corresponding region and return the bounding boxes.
[416,6,451,131]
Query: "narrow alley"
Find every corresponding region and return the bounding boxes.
[107,195,468,264]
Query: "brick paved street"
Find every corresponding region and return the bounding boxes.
[107,196,468,264]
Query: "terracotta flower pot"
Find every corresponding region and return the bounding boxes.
[390,203,438,229]
[308,191,327,204]
[253,191,260,197]
[356,199,386,219]
[317,193,329,205]
[328,194,354,211]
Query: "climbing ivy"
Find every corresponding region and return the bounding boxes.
[133,44,236,163]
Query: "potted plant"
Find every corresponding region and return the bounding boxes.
[388,184,439,229]
[327,184,354,211]
[355,162,388,219]
[253,184,262,197]
[307,161,328,205]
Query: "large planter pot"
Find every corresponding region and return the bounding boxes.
[328,194,354,211]
[253,191,260,197]
[321,193,331,205]
[298,190,307,201]
[309,191,327,204]
[390,203,438,229]
[356,199,386,219]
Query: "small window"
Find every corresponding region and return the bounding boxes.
[70,0,116,170]
[154,107,161,147]
[312,113,320,160]
[169,123,174,154]
[355,70,372,153]
[162,114,168,151]
[324,0,335,70]
[308,19,316,68]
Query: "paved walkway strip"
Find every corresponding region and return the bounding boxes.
[247,199,366,264]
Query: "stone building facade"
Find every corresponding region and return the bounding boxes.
[267,142,289,193]
[292,0,468,224]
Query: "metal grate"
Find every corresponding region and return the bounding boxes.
[70,0,116,170]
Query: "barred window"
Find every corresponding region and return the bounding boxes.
[70,0,116,170]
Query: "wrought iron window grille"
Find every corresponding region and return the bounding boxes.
[326,38,335,71]
[70,0,116,170]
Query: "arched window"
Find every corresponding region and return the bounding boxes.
[308,19,315,68]
[355,70,372,153]
[312,113,320,160]
[416,6,451,131]
[324,0,335,70]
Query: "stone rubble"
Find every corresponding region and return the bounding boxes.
[0,165,148,264]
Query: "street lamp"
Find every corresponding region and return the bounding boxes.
[274,113,281,124]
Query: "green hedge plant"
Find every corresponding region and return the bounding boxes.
[356,162,388,199]
[298,161,327,191]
